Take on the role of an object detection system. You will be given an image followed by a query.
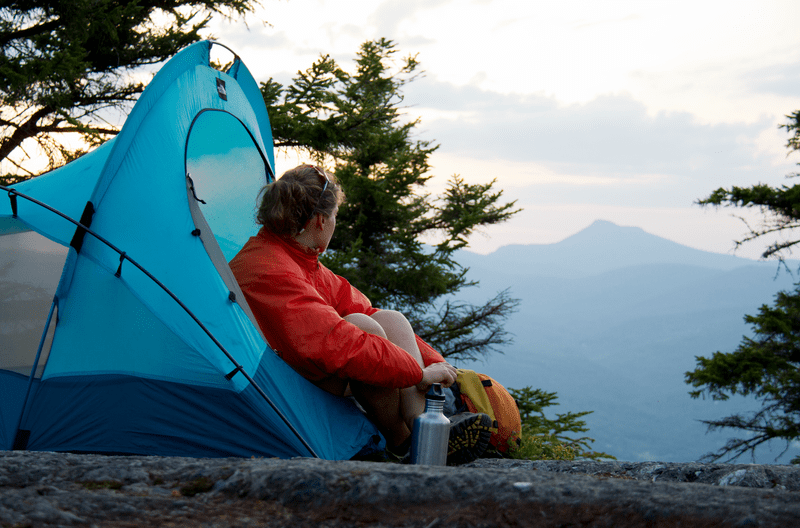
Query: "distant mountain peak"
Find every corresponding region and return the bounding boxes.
[591,219,651,231]
[588,219,618,228]
[457,218,778,278]
[558,219,658,248]
[583,219,646,233]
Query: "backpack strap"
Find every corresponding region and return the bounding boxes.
[455,369,496,423]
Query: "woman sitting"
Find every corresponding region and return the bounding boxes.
[229,164,491,463]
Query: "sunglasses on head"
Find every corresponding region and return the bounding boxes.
[309,166,330,208]
[298,165,331,232]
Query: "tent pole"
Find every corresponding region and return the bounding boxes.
[12,297,57,450]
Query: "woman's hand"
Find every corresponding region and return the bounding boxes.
[417,361,458,391]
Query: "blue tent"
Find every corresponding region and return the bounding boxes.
[0,41,382,459]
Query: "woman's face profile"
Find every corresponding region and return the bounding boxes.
[318,204,338,252]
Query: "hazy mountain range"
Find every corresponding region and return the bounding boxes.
[455,220,800,463]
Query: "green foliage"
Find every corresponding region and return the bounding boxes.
[264,39,521,361]
[0,0,259,183]
[698,183,800,261]
[514,434,579,461]
[508,386,615,461]
[697,110,800,261]
[686,286,800,463]
[691,111,800,463]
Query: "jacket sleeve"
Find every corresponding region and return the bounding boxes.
[415,335,446,367]
[327,270,379,317]
[242,270,424,389]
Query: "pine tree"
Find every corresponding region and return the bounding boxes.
[0,0,259,184]
[688,111,800,463]
[262,39,521,361]
[685,287,800,463]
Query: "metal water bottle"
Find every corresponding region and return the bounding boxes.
[410,383,450,465]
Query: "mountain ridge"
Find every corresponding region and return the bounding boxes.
[456,219,798,279]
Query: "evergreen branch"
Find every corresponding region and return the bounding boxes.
[0,19,61,47]
[0,105,53,163]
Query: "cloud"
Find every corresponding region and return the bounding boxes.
[369,0,452,40]
[404,77,782,182]
[745,60,800,99]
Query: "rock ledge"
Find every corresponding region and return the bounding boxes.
[1,451,799,527]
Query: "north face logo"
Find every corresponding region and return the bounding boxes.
[216,78,227,101]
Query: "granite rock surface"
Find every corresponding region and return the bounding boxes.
[2,451,799,527]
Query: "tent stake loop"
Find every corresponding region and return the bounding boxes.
[8,189,18,217]
[115,253,127,277]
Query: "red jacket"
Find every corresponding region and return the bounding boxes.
[229,228,445,388]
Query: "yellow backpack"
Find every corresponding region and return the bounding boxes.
[451,369,522,455]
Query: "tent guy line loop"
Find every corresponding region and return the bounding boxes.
[114,252,126,278]
[7,188,18,217]
[0,183,320,459]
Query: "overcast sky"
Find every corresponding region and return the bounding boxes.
[210,0,800,258]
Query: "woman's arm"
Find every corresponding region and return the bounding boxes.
[241,271,425,388]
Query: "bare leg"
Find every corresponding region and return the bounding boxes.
[368,310,427,427]
[343,312,427,448]
[369,310,424,366]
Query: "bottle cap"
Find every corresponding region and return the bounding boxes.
[425,383,446,401]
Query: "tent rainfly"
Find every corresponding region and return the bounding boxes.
[0,40,382,460]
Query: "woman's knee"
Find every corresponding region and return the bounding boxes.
[369,310,423,366]
[344,313,388,339]
[370,310,413,333]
